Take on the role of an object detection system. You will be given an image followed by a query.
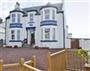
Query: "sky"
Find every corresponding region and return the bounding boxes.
[0,0,90,38]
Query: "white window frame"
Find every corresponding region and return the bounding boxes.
[12,14,16,23]
[44,28,50,40]
[11,30,15,40]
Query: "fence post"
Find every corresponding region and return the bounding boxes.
[19,58,24,71]
[47,52,51,71]
[32,56,36,68]
[0,59,3,71]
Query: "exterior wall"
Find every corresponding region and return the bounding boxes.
[70,38,90,50]
[65,27,71,48]
[0,22,5,40]
[36,7,65,48]
[6,19,10,46]
[79,39,90,50]
[5,3,70,48]
[6,12,24,47]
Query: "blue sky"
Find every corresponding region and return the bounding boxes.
[0,0,90,38]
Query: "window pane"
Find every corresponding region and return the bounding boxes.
[52,10,55,19]
[53,28,55,40]
[17,30,20,40]
[41,28,43,39]
[45,28,50,39]
[45,9,50,19]
[41,11,43,20]
[17,14,20,23]
[30,13,34,22]
[11,30,15,40]
[12,14,15,22]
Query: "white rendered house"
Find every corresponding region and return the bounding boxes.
[5,2,70,48]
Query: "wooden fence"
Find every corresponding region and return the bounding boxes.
[47,49,86,71]
[47,49,66,71]
[66,49,85,71]
[0,56,42,71]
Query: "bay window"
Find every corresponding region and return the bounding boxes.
[41,28,43,39]
[12,14,15,23]
[17,30,20,40]
[30,13,34,22]
[11,30,15,40]
[52,28,56,40]
[17,14,21,23]
[52,10,55,19]
[45,28,50,39]
[44,9,50,20]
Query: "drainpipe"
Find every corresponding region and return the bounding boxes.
[62,0,65,48]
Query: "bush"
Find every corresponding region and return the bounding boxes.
[13,45,18,48]
[5,46,12,48]
[75,49,88,63]
[34,46,39,49]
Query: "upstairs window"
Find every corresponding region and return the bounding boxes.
[45,9,50,20]
[11,30,15,40]
[45,28,50,39]
[12,14,15,22]
[52,10,55,19]
[30,13,34,22]
[17,30,20,40]
[17,14,21,23]
[41,11,43,20]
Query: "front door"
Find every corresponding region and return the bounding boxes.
[30,33,35,45]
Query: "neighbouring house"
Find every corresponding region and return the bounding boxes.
[70,38,90,50]
[79,38,90,50]
[0,22,5,45]
[5,2,71,48]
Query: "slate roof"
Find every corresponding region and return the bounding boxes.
[23,3,63,13]
[6,3,63,19]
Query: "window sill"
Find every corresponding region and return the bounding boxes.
[9,40,22,42]
[40,40,57,42]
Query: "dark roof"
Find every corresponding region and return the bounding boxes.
[23,3,63,13]
[6,3,63,19]
[10,9,25,14]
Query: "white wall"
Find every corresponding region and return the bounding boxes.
[79,39,90,50]
[6,6,70,48]
[0,22,5,40]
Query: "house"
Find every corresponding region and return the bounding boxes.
[0,22,5,45]
[5,2,70,48]
[70,38,90,50]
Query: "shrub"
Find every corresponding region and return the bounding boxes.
[13,45,18,48]
[34,46,39,49]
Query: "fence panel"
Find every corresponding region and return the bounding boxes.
[48,50,66,71]
[66,49,85,71]
[0,56,42,71]
[19,57,42,71]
